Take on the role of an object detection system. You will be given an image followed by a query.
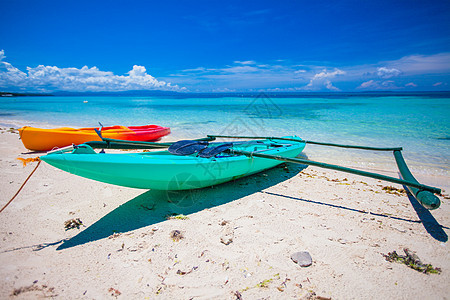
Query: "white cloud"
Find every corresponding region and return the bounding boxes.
[325,80,340,91]
[386,53,450,75]
[181,67,209,73]
[169,53,450,91]
[233,60,256,65]
[211,87,236,92]
[381,80,396,87]
[0,50,28,86]
[377,67,401,78]
[304,68,345,91]
[357,80,400,90]
[346,53,450,83]
[313,68,345,80]
[127,65,147,77]
[0,50,182,92]
[359,80,377,89]
[173,62,350,91]
[4,49,450,92]
[221,65,260,73]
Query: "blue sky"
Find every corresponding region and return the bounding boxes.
[1,0,449,92]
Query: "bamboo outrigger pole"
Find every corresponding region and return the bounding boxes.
[393,150,441,209]
[208,135,441,210]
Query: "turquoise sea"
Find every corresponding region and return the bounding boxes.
[0,92,449,185]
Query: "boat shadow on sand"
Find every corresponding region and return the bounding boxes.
[57,160,307,250]
[56,155,448,250]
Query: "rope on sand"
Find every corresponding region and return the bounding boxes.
[0,159,41,214]
[17,157,41,166]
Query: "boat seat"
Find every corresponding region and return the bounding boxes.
[198,143,233,158]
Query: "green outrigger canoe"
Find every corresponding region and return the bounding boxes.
[41,136,305,191]
[40,134,442,210]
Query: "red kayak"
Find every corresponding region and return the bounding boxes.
[18,124,171,151]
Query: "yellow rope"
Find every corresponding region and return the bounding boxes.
[16,157,40,167]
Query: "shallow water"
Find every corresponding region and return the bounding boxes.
[1,92,449,180]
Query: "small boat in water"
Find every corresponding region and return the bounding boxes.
[18,124,170,151]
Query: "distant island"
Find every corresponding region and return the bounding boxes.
[1,92,53,97]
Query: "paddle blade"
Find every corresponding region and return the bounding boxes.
[94,128,103,139]
[168,140,209,156]
[198,143,233,158]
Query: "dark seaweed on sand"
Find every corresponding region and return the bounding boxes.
[383,248,441,274]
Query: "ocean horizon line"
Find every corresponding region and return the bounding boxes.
[2,90,450,98]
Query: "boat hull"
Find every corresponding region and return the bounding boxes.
[41,137,305,190]
[18,125,171,151]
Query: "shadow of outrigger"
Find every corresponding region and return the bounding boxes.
[262,190,448,243]
[406,192,448,242]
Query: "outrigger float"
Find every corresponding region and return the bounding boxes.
[41,133,442,210]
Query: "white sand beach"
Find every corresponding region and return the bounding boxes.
[0,128,449,299]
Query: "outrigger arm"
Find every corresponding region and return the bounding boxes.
[208,135,441,210]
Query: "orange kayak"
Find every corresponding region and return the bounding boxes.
[18,125,171,151]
